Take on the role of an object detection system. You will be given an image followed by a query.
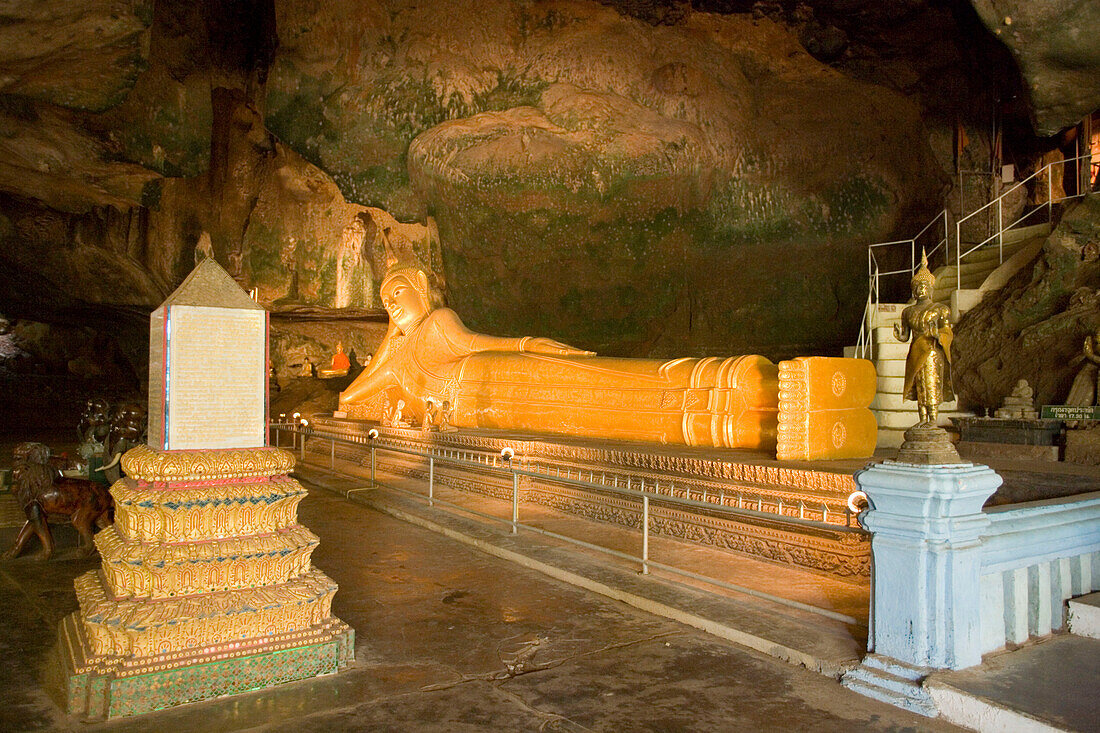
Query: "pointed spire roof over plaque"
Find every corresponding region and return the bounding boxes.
[147,257,267,451]
[160,257,263,310]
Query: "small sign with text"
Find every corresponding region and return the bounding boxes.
[1041,405,1100,420]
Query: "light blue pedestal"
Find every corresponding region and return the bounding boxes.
[841,460,1002,715]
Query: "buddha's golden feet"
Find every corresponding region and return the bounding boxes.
[776,357,878,461]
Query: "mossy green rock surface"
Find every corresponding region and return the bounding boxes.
[266,0,944,356]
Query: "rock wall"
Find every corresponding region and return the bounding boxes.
[954,196,1100,408]
[970,0,1100,136]
[0,0,1094,423]
[266,0,945,356]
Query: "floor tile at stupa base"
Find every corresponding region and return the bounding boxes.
[52,610,354,720]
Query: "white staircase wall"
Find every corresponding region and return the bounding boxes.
[934,222,1050,315]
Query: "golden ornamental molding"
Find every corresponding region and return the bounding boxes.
[121,444,296,481]
[75,568,338,658]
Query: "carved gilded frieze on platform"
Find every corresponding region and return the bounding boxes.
[121,445,296,482]
[339,437,870,580]
[110,476,307,542]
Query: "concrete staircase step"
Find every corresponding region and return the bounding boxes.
[953,238,1033,265]
[1068,593,1100,640]
[932,268,989,294]
[874,345,908,363]
[873,408,964,431]
[855,223,1050,451]
[876,428,906,449]
[842,655,937,717]
[1001,221,1051,243]
[872,326,902,343]
[877,375,903,394]
[873,360,906,379]
[950,289,984,319]
[932,231,1047,301]
[871,392,910,411]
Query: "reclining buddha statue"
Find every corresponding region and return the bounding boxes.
[339,256,877,460]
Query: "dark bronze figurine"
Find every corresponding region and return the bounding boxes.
[4,442,114,560]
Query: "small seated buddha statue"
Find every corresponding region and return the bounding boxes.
[338,251,878,460]
[318,341,352,379]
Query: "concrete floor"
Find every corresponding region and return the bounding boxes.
[0,474,962,732]
[295,459,869,677]
[928,634,1100,732]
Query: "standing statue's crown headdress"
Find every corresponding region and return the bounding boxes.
[912,248,935,293]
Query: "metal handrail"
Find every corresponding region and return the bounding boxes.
[270,423,865,626]
[859,151,1092,357]
[856,209,948,359]
[954,152,1091,288]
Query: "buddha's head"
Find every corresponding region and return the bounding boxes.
[380,266,444,333]
[911,249,935,302]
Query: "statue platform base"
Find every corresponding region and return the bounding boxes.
[305,418,873,582]
[896,424,964,465]
[51,445,354,720]
[52,612,353,720]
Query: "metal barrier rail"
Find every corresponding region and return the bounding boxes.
[856,209,948,359]
[270,422,865,627]
[272,423,857,527]
[954,152,1091,284]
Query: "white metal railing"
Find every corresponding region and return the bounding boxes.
[856,210,948,359]
[954,152,1091,287]
[858,152,1092,360]
[269,422,865,625]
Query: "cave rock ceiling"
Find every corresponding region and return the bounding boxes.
[0,0,1095,366]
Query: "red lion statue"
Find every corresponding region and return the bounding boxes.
[4,442,113,560]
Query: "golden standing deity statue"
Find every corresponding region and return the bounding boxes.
[1066,326,1100,406]
[340,254,878,459]
[894,250,954,424]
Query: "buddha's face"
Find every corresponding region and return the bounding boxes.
[913,281,931,301]
[381,274,429,332]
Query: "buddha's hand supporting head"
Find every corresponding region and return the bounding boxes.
[381,269,434,333]
[522,336,595,357]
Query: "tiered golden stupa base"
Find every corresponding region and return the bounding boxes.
[53,446,354,720]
